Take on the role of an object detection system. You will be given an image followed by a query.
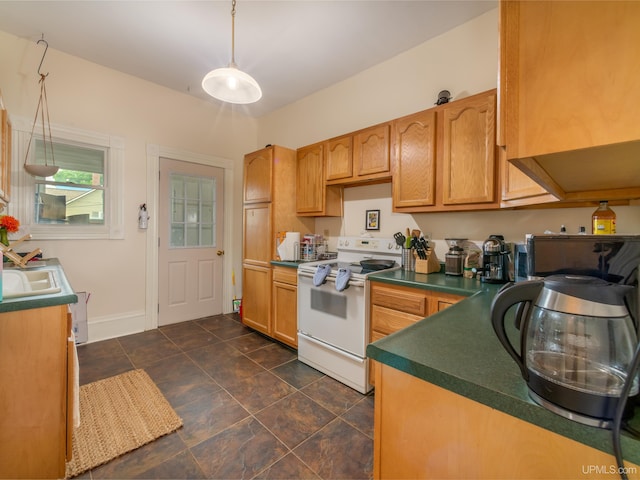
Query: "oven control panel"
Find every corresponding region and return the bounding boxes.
[337,237,400,253]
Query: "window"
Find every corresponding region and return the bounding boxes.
[170,173,216,247]
[34,139,106,225]
[12,120,124,240]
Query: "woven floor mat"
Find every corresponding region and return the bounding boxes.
[66,369,183,478]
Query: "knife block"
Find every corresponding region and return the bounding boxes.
[414,248,441,274]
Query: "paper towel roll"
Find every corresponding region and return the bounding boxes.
[282,232,300,261]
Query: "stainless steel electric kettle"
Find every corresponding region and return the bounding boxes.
[491,274,638,427]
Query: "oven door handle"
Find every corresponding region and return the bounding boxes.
[297,270,365,288]
[297,333,366,364]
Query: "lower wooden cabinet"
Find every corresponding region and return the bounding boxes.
[373,363,640,479]
[242,264,272,336]
[368,282,464,385]
[0,304,74,479]
[272,266,298,348]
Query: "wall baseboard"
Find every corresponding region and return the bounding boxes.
[84,310,147,344]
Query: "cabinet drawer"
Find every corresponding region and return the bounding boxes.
[273,267,297,285]
[371,305,424,335]
[371,283,427,316]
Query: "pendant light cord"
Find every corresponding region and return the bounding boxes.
[229,0,237,67]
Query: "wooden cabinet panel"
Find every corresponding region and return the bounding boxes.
[243,145,315,341]
[392,109,437,209]
[428,291,466,316]
[374,364,640,479]
[371,305,423,335]
[322,123,392,186]
[243,203,272,267]
[353,123,391,178]
[1,108,11,203]
[392,90,500,212]
[272,268,298,348]
[243,149,273,204]
[369,281,464,387]
[499,0,640,201]
[441,91,497,205]
[325,135,353,182]
[296,143,343,217]
[296,144,325,215]
[272,266,297,285]
[370,283,427,317]
[242,264,272,336]
[0,305,70,479]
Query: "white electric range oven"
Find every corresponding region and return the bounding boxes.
[297,236,402,393]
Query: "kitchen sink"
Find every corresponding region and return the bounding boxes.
[2,268,61,299]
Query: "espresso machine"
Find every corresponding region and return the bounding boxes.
[482,235,510,283]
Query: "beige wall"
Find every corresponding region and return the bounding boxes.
[0,29,257,340]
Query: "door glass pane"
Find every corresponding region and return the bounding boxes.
[169,173,217,248]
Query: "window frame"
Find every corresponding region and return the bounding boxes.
[11,118,124,240]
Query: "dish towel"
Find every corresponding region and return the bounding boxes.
[335,268,351,291]
[313,264,332,286]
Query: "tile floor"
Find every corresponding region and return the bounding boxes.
[76,313,374,479]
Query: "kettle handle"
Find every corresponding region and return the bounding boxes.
[490,280,544,380]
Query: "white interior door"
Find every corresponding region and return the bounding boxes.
[158,157,224,326]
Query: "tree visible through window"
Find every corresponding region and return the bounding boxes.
[33,139,106,225]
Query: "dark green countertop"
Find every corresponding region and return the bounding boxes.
[0,258,78,313]
[366,270,640,465]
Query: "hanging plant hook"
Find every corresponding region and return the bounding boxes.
[36,35,49,78]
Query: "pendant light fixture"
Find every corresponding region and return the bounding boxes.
[24,37,59,178]
[202,0,262,104]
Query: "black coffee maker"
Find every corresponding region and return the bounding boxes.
[482,235,510,284]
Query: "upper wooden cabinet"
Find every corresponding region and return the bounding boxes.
[325,135,353,182]
[393,89,501,212]
[325,123,392,186]
[392,109,437,209]
[441,91,497,206]
[296,143,343,217]
[243,148,273,204]
[498,0,640,201]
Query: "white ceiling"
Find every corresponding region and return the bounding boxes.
[0,1,496,118]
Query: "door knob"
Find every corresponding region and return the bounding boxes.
[217,250,224,256]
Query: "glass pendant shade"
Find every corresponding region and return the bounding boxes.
[201,63,262,104]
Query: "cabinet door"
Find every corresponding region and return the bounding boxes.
[353,123,391,178]
[441,91,497,205]
[325,135,353,182]
[273,280,298,348]
[296,144,343,217]
[244,148,273,204]
[392,109,437,209]
[242,264,272,335]
[296,144,325,215]
[500,0,640,159]
[0,306,69,479]
[243,203,272,266]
